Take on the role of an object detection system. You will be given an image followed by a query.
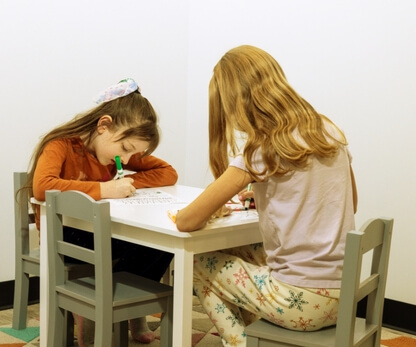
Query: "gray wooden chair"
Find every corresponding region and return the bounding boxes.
[12,172,93,344]
[12,171,39,330]
[45,189,173,347]
[245,217,394,347]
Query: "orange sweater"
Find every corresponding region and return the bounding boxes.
[33,137,178,228]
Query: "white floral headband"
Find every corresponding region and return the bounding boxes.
[93,78,141,105]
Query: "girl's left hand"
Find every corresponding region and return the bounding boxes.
[211,205,232,219]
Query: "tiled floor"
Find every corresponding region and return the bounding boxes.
[0,297,223,346]
[1,298,415,346]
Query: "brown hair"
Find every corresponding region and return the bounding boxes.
[21,91,159,201]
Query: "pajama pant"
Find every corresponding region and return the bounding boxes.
[193,243,340,347]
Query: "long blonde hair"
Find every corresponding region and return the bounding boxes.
[209,45,347,180]
[23,91,159,200]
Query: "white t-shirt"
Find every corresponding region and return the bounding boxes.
[230,128,355,289]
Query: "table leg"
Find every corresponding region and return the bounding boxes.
[172,246,194,347]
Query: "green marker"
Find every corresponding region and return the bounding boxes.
[244,183,252,210]
[114,155,124,179]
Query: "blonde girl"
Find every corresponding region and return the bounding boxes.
[176,46,357,346]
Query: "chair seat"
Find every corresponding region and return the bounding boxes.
[246,319,336,347]
[246,317,379,347]
[56,271,173,321]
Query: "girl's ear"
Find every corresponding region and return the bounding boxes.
[97,115,113,134]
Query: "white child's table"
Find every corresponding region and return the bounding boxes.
[34,185,261,347]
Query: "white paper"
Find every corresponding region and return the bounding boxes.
[106,189,183,206]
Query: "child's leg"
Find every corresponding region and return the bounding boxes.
[72,313,94,347]
[194,244,340,346]
[111,239,174,280]
[129,317,154,344]
[193,244,268,346]
[221,243,267,266]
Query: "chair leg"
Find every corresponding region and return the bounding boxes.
[48,305,66,347]
[12,271,30,330]
[94,314,113,347]
[113,321,129,347]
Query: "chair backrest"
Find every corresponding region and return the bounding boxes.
[14,172,39,268]
[45,190,113,307]
[335,217,394,346]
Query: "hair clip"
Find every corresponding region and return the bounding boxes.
[93,78,141,105]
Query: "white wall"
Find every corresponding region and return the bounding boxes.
[1,0,415,306]
[0,0,189,277]
[185,0,416,305]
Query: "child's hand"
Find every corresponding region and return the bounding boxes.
[238,188,255,208]
[209,205,232,222]
[100,178,136,199]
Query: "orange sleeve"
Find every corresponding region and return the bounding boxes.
[33,140,101,201]
[124,154,178,188]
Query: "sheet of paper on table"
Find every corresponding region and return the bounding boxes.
[105,189,186,206]
[210,209,259,224]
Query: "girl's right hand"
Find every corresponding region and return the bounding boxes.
[238,188,254,204]
[238,188,256,209]
[100,178,136,199]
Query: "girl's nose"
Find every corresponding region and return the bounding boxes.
[121,154,132,165]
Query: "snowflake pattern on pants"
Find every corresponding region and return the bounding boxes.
[193,244,340,347]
